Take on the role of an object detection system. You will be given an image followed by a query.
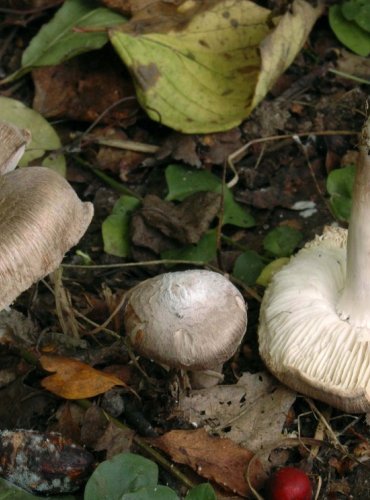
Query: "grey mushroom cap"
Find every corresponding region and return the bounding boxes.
[0,167,93,309]
[124,269,248,370]
[258,226,370,413]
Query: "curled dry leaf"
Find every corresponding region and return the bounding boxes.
[110,0,323,133]
[149,428,266,497]
[40,355,127,399]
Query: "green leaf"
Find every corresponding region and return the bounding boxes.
[185,483,217,500]
[256,257,290,287]
[21,0,126,70]
[110,1,321,133]
[161,229,217,263]
[165,164,254,228]
[122,485,178,499]
[341,0,370,33]
[329,4,370,56]
[0,96,66,175]
[232,250,265,286]
[84,453,158,500]
[102,196,141,257]
[327,164,355,222]
[263,226,302,257]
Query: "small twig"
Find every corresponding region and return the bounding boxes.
[74,310,121,339]
[305,399,348,455]
[91,138,159,154]
[87,291,127,336]
[328,68,370,86]
[310,406,332,460]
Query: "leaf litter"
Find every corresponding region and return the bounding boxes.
[1,0,370,498]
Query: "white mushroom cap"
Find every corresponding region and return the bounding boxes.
[0,167,93,309]
[259,226,370,413]
[124,270,247,373]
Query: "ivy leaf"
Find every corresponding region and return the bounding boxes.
[263,226,302,257]
[185,484,217,500]
[165,164,254,228]
[161,230,217,264]
[232,250,265,286]
[341,0,370,33]
[102,196,141,257]
[329,4,370,56]
[84,453,158,500]
[327,164,355,222]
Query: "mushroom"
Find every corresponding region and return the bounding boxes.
[258,117,370,413]
[123,269,247,388]
[0,121,93,309]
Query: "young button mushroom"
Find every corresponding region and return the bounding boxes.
[124,270,247,388]
[259,117,370,413]
[0,122,93,309]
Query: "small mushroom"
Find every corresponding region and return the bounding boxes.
[0,121,93,308]
[258,117,370,413]
[123,269,247,388]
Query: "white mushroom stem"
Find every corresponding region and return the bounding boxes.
[337,118,370,327]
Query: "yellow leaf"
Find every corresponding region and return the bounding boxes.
[40,355,126,399]
[110,0,323,133]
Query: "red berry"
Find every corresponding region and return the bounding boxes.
[267,467,312,500]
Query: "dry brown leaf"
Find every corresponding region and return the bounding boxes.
[176,372,296,468]
[149,428,266,497]
[40,355,126,399]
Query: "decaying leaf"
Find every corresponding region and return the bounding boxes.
[110,0,323,133]
[32,50,138,126]
[40,355,127,399]
[140,192,221,244]
[175,372,296,465]
[149,428,266,497]
[0,430,94,494]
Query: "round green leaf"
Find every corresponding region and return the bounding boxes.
[185,483,217,500]
[84,453,158,500]
[263,226,302,257]
[327,164,355,222]
[329,5,370,56]
[161,229,217,263]
[102,196,141,257]
[232,250,265,286]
